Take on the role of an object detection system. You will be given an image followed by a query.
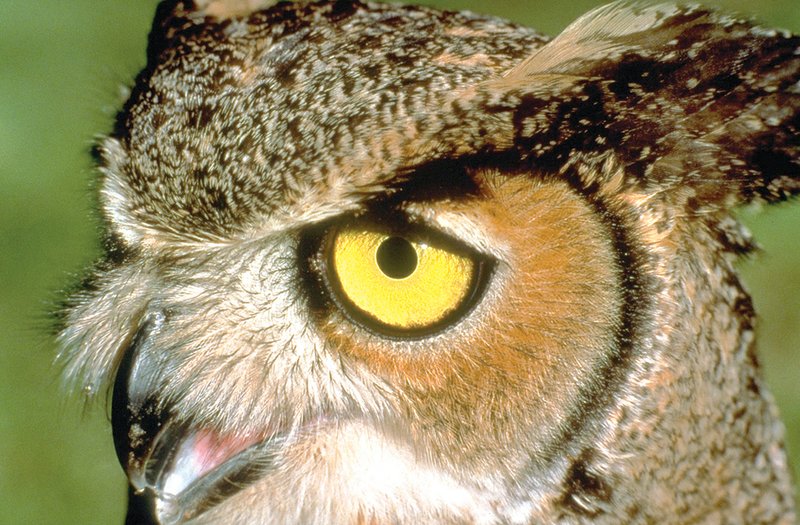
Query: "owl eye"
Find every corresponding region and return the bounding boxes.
[321,222,490,337]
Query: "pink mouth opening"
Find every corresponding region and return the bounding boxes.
[162,428,265,496]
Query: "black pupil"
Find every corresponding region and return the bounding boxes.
[376,236,418,279]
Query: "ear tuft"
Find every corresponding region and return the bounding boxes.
[145,0,282,66]
[192,0,283,20]
[504,2,691,79]
[493,2,800,207]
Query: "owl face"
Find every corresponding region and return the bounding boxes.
[58,1,799,523]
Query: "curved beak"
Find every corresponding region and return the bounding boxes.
[111,312,279,524]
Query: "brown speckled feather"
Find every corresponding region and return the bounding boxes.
[58,1,798,523]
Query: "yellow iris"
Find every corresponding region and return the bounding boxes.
[329,227,475,332]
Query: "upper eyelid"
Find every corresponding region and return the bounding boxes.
[401,203,510,262]
[307,191,507,262]
[324,208,495,263]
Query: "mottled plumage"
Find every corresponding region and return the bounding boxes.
[58,1,799,523]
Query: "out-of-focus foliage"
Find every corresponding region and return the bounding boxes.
[0,1,796,523]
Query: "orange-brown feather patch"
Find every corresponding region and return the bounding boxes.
[322,172,622,470]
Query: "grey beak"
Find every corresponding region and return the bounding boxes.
[112,311,171,524]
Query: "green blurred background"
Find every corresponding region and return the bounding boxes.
[0,1,797,523]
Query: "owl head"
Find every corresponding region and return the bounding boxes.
[57,0,799,523]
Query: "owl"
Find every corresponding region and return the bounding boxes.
[56,0,800,523]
